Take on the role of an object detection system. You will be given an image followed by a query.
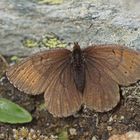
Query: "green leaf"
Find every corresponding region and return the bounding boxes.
[58,130,69,140]
[0,98,32,124]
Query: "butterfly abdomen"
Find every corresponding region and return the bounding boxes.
[72,43,85,93]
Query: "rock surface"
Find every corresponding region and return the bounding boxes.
[0,0,139,56]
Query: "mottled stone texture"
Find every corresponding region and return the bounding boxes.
[0,0,139,56]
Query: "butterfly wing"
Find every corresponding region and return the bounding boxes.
[7,48,82,117]
[44,60,82,117]
[83,58,120,112]
[84,44,140,85]
[83,44,140,112]
[6,48,71,95]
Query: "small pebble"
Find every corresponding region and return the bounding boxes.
[120,116,125,120]
[107,126,113,131]
[69,128,77,135]
[109,116,113,122]
[12,127,50,140]
[108,131,140,140]
[0,133,5,139]
[92,136,97,140]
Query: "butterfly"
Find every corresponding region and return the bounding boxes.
[6,42,140,117]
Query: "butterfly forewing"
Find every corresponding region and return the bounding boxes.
[6,49,71,95]
[83,45,140,85]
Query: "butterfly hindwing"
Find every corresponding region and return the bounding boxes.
[44,59,82,117]
[83,56,120,112]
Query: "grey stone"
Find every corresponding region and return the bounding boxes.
[0,0,139,56]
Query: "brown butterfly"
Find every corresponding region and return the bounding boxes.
[6,42,140,117]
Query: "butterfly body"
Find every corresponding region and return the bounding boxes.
[71,42,85,93]
[6,43,140,117]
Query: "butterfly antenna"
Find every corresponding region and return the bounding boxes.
[76,23,94,47]
[74,42,81,50]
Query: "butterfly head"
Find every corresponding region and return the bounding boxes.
[73,42,81,51]
[72,42,83,61]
